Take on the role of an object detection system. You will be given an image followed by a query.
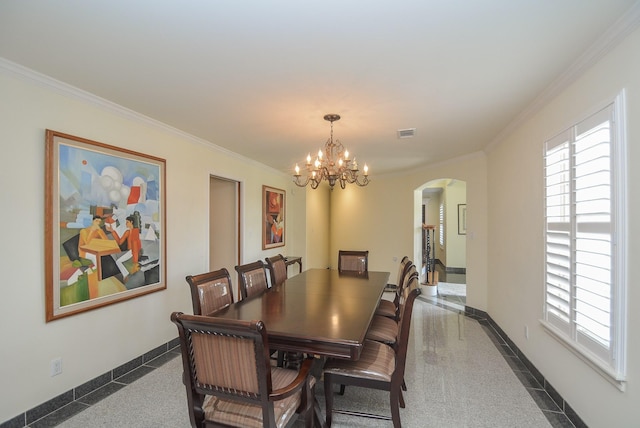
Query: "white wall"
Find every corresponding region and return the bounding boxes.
[0,67,310,422]
[486,26,640,427]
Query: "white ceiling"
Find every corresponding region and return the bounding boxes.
[1,1,638,176]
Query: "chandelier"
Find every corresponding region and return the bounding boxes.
[293,114,369,190]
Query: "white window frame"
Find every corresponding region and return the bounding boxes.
[439,201,444,247]
[541,91,627,390]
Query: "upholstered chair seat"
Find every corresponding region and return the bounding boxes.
[323,339,394,383]
[365,315,399,345]
[203,368,315,428]
[375,299,398,319]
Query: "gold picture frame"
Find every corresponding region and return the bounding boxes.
[262,185,285,249]
[45,130,167,321]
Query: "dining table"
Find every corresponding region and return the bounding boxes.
[209,268,390,361]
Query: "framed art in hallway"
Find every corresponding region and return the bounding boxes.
[262,185,285,249]
[458,203,467,235]
[45,130,167,322]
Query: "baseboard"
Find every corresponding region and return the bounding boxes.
[1,337,180,428]
[464,305,586,428]
[432,260,466,275]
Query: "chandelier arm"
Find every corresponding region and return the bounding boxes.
[293,175,310,187]
[354,175,370,187]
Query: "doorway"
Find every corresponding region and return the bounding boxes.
[419,178,466,306]
[209,176,241,301]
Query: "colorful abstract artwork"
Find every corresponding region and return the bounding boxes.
[262,185,285,250]
[45,130,166,321]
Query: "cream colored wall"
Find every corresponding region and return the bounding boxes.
[486,27,640,427]
[330,154,488,311]
[0,69,308,422]
[303,184,331,269]
[330,178,412,271]
[445,180,467,269]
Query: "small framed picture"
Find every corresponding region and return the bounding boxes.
[458,204,467,235]
[262,185,285,249]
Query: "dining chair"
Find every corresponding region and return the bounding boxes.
[323,276,421,427]
[235,260,270,300]
[265,254,288,287]
[366,265,418,347]
[185,268,234,315]
[337,250,369,273]
[171,312,315,428]
[376,257,413,319]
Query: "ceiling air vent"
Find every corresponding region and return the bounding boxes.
[397,128,416,139]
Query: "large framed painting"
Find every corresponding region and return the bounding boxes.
[45,130,167,322]
[262,185,285,249]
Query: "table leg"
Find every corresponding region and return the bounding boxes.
[284,352,304,370]
[310,356,327,428]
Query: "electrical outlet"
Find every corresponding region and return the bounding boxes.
[51,357,62,377]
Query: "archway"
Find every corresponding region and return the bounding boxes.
[415,178,466,306]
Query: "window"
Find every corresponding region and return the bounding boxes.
[543,92,627,387]
[439,201,444,246]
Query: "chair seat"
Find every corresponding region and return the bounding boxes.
[366,314,398,344]
[324,339,394,382]
[375,299,397,318]
[204,367,312,428]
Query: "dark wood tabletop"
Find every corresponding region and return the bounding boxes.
[209,268,390,360]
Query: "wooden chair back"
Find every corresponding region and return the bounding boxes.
[338,250,369,273]
[395,276,421,380]
[235,261,269,300]
[265,254,288,287]
[185,268,234,315]
[395,256,411,287]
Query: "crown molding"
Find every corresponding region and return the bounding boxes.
[0,57,287,177]
[484,2,640,153]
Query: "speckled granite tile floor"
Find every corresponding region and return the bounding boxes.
[14,296,582,428]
